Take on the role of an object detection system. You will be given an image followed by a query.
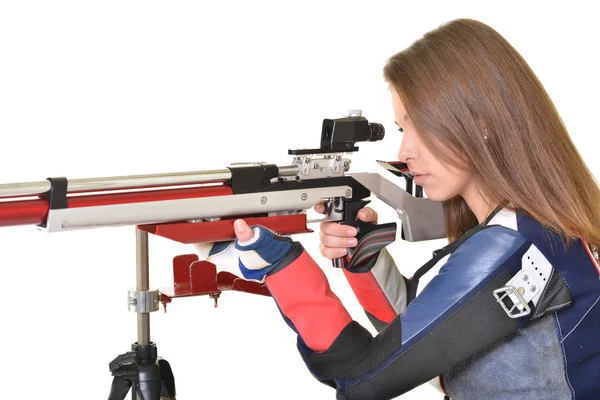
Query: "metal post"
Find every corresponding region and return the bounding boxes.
[136,228,150,345]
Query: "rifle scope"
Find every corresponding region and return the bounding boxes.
[289,110,385,155]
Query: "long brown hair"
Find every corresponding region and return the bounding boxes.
[383,18,600,248]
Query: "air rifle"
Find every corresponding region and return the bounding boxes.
[0,110,446,400]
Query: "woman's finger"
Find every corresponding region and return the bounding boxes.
[313,200,327,214]
[320,221,357,237]
[319,230,358,248]
[319,243,348,259]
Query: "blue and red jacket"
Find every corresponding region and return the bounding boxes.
[247,207,600,399]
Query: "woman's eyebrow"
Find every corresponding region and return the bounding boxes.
[395,116,408,127]
[395,115,408,126]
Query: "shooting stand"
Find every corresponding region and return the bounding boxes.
[108,214,307,400]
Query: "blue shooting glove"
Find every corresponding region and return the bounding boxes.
[193,219,296,281]
[233,220,297,281]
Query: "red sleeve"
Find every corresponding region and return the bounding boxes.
[343,267,397,324]
[265,248,352,352]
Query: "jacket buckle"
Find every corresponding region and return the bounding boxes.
[493,285,531,318]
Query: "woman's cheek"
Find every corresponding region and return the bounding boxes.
[425,177,455,202]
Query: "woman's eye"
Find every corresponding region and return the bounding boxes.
[397,127,404,133]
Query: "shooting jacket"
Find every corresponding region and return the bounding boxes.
[262,208,600,399]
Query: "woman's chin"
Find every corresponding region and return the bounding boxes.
[421,188,448,202]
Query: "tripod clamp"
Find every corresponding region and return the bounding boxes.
[128,289,160,313]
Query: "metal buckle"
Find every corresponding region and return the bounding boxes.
[493,285,531,318]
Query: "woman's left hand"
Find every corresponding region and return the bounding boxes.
[193,219,296,281]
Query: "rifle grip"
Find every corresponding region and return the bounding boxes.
[331,200,397,269]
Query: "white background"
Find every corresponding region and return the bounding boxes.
[1,1,598,399]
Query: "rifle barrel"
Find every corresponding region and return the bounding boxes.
[0,165,300,199]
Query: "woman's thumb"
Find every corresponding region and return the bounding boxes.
[358,207,377,223]
[233,219,254,242]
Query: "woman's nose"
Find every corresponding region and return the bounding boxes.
[397,136,417,163]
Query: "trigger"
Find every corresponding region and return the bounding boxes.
[323,199,334,216]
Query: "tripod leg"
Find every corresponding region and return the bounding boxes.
[132,359,163,400]
[108,376,132,400]
[158,359,176,400]
[137,381,162,400]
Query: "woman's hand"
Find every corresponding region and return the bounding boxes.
[193,219,296,281]
[314,202,378,259]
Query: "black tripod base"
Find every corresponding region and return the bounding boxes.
[108,342,176,400]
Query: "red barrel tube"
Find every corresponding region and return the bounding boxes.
[0,185,233,228]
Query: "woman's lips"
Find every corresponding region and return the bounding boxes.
[413,174,429,185]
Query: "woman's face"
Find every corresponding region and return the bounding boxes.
[392,89,471,202]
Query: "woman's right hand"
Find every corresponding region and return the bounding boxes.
[314,202,378,260]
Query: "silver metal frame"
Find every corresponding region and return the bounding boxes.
[40,185,353,232]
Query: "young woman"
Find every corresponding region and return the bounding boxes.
[199,18,600,399]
